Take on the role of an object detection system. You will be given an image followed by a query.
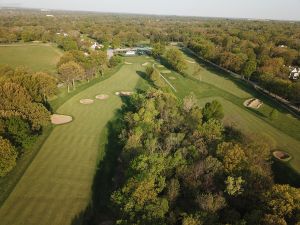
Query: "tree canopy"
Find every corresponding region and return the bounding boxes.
[0,136,17,177]
[100,89,293,225]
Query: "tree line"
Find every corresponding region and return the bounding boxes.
[1,10,299,107]
[0,66,57,176]
[186,24,300,106]
[56,50,122,92]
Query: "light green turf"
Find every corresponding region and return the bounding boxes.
[0,57,148,225]
[0,43,62,73]
[1,52,299,225]
[155,50,300,172]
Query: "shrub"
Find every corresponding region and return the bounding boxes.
[109,55,123,67]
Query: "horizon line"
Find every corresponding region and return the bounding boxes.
[1,6,300,22]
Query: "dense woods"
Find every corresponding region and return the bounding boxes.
[103,89,300,225]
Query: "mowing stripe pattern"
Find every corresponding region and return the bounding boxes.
[0,61,142,225]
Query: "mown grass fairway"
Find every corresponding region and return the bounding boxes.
[156,50,300,172]
[0,57,148,225]
[0,43,62,73]
[1,52,299,225]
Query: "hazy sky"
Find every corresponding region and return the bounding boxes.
[1,0,300,21]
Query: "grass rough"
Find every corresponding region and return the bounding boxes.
[0,43,62,74]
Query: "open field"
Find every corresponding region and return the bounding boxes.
[0,43,62,73]
[0,57,149,225]
[155,50,300,173]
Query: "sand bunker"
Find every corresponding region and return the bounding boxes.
[185,59,196,64]
[142,62,149,66]
[96,94,109,100]
[243,98,263,109]
[80,99,94,104]
[161,70,171,74]
[51,114,72,125]
[116,91,134,96]
[124,62,133,65]
[169,76,176,80]
[273,151,291,162]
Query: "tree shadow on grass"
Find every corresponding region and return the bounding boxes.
[71,94,142,225]
[246,107,268,118]
[136,70,158,89]
[272,160,300,188]
[70,113,122,225]
[136,70,147,80]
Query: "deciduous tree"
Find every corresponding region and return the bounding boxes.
[58,61,84,92]
[165,48,187,73]
[0,136,17,177]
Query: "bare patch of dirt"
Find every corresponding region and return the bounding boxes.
[116,91,134,96]
[51,114,73,125]
[80,99,94,104]
[243,98,263,109]
[273,151,292,161]
[96,94,109,100]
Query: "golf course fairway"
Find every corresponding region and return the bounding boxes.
[0,58,145,225]
[1,53,300,225]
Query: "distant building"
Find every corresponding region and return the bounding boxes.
[114,47,152,56]
[279,45,287,48]
[56,32,68,37]
[91,42,104,50]
[125,50,136,56]
[289,67,300,80]
[114,48,131,54]
[136,47,152,55]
